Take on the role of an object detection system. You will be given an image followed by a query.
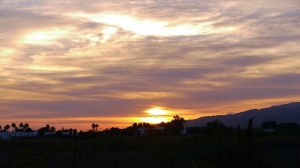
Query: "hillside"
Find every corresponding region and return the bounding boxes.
[187,102,300,128]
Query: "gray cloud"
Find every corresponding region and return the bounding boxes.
[0,0,300,129]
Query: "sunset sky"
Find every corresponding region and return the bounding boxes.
[1,0,300,130]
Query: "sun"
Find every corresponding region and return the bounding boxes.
[140,107,170,124]
[145,107,168,116]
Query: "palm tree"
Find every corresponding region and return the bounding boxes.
[11,123,17,131]
[95,124,99,131]
[4,124,10,132]
[92,123,96,131]
[19,123,24,130]
[23,123,29,130]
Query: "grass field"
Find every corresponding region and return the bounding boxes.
[0,133,300,168]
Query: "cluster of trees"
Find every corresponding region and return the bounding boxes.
[186,119,235,135]
[186,120,300,136]
[37,124,77,136]
[0,123,33,132]
[4,116,300,139]
[100,115,187,136]
[38,124,56,132]
[260,121,300,130]
[0,123,57,133]
[37,124,56,136]
[91,123,100,131]
[57,128,77,136]
[0,122,78,137]
[0,115,300,137]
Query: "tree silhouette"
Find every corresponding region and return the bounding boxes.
[90,123,100,132]
[142,122,151,128]
[95,124,99,131]
[23,123,29,130]
[19,123,24,128]
[4,124,10,132]
[68,128,73,135]
[45,124,50,131]
[170,115,186,135]
[186,126,202,135]
[11,123,17,131]
[0,125,2,131]
[25,127,33,132]
[37,124,51,136]
[132,123,138,130]
[72,129,77,136]
[158,122,165,127]
[50,126,56,132]
[278,122,298,129]
[202,120,227,134]
[137,123,143,128]
[260,121,277,129]
[247,117,255,140]
[206,120,226,129]
[92,123,96,131]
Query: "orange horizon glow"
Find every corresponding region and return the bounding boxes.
[1,98,300,131]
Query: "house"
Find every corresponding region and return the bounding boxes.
[137,128,147,136]
[135,125,165,136]
[62,132,71,136]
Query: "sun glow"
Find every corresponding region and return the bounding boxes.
[66,13,221,36]
[140,117,167,124]
[23,29,69,44]
[140,107,171,124]
[145,107,168,115]
[1,47,15,55]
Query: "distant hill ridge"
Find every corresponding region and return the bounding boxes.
[187,102,300,128]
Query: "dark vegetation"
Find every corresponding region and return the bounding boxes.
[1,115,300,167]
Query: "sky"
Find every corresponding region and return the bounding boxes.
[0,0,300,131]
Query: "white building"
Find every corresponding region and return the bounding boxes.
[136,125,164,136]
[137,128,148,136]
[61,132,71,136]
[0,131,71,140]
[0,131,38,140]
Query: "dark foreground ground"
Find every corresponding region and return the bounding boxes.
[0,133,300,168]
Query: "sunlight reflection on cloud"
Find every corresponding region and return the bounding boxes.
[67,12,236,36]
[23,29,70,45]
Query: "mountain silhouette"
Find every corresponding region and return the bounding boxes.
[187,102,300,128]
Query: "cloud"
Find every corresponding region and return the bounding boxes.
[0,0,300,129]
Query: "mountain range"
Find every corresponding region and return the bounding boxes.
[187,102,300,128]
